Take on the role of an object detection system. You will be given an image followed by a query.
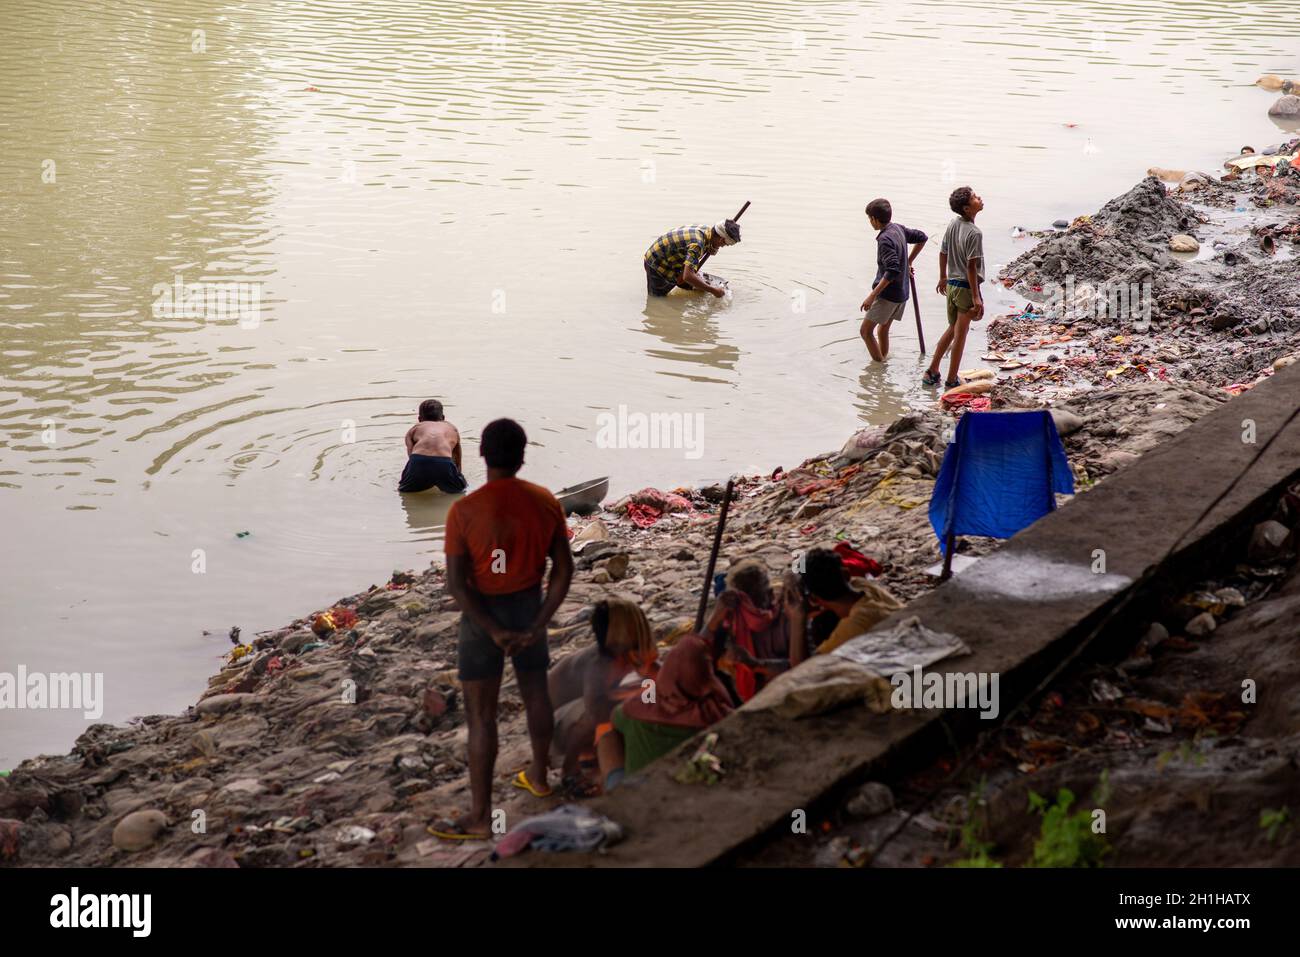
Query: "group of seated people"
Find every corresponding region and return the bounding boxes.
[548,545,902,796]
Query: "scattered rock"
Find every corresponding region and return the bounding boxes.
[1267,95,1300,118]
[1049,407,1084,437]
[1145,622,1170,646]
[112,809,167,852]
[1168,234,1200,253]
[196,693,254,716]
[358,589,399,615]
[0,819,22,861]
[1248,520,1291,562]
[185,847,240,868]
[845,782,894,819]
[1098,450,1141,471]
[1185,612,1216,637]
[593,553,630,581]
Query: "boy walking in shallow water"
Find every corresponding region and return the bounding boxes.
[924,186,986,388]
[859,198,927,362]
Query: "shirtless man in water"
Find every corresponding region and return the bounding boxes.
[399,399,468,494]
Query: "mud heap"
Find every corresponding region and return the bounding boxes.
[1004,175,1187,289]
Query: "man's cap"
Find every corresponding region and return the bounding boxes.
[713,219,741,245]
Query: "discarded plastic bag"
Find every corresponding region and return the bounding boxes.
[494,804,623,859]
[740,655,893,719]
[830,616,970,676]
[837,425,889,463]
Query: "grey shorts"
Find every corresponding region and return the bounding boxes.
[457,585,548,681]
[863,298,906,326]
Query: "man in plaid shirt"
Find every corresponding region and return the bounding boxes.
[643,219,741,297]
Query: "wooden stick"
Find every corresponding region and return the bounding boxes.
[940,530,956,581]
[697,201,750,271]
[694,477,736,633]
[910,269,926,355]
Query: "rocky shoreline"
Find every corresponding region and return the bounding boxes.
[3,148,1298,868]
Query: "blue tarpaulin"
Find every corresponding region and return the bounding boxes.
[929,411,1074,553]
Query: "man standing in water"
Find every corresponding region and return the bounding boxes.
[643,219,741,297]
[923,186,985,388]
[430,418,574,840]
[399,399,468,494]
[859,198,927,362]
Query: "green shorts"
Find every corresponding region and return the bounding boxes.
[611,703,698,773]
[945,283,975,325]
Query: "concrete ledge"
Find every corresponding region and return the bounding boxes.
[512,363,1300,867]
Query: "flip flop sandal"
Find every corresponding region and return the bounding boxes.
[944,378,962,389]
[921,370,942,386]
[427,819,490,842]
[512,769,554,798]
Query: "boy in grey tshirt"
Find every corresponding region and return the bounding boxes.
[923,186,985,388]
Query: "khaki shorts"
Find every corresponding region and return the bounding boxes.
[862,298,906,326]
[945,283,976,325]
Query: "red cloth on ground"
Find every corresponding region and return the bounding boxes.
[626,502,662,527]
[833,542,882,578]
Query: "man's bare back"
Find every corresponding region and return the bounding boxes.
[406,420,460,463]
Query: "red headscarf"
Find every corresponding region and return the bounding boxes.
[723,593,779,702]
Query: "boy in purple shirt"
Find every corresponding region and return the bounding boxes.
[859,198,928,362]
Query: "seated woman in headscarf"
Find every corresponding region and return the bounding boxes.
[548,597,658,794]
[596,629,734,791]
[703,558,797,702]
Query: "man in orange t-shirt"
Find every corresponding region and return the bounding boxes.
[431,418,573,841]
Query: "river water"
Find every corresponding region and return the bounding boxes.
[1,0,1296,764]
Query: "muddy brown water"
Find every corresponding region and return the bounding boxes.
[1,0,1297,764]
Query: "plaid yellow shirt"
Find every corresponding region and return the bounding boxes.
[644,226,713,283]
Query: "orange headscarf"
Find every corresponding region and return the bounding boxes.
[622,633,732,730]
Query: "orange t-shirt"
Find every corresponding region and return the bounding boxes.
[444,478,566,595]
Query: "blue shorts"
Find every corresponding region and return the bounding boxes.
[398,454,467,494]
